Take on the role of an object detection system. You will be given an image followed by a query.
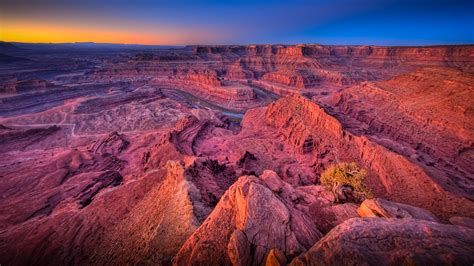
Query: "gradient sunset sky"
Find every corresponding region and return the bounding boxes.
[1,0,473,45]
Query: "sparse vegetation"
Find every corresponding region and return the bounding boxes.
[320,162,373,199]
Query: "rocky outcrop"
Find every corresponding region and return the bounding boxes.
[357,198,438,222]
[186,70,224,86]
[150,69,225,88]
[192,44,474,67]
[185,158,238,215]
[145,113,228,161]
[174,170,363,265]
[291,218,474,266]
[264,96,342,154]
[327,67,474,201]
[87,160,207,265]
[168,115,213,155]
[77,170,123,208]
[0,157,222,265]
[187,45,473,96]
[261,70,318,89]
[174,172,323,265]
[152,77,260,111]
[258,95,474,220]
[90,131,129,155]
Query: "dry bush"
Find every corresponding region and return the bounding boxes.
[320,162,373,199]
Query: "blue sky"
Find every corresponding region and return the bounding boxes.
[2,0,473,45]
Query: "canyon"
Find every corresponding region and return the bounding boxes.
[0,42,473,265]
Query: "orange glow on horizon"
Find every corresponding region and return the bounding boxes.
[0,21,215,45]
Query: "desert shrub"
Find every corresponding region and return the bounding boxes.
[320,162,373,199]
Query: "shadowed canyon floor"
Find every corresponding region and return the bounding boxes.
[0,43,473,265]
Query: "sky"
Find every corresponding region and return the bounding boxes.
[1,0,473,45]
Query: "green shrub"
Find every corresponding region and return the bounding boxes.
[320,162,373,199]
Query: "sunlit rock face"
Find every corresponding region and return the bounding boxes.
[0,43,473,265]
[291,218,474,266]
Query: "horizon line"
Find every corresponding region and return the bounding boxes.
[2,40,474,48]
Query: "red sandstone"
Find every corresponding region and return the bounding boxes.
[0,43,473,265]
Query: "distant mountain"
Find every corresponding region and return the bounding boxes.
[0,41,24,53]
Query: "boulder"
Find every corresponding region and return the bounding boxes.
[357,198,438,222]
[291,218,474,266]
[174,174,322,265]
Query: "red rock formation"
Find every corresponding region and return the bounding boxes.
[192,44,474,67]
[291,218,474,265]
[357,198,439,222]
[260,70,321,89]
[151,75,261,111]
[174,173,323,265]
[255,95,474,220]
[264,96,343,154]
[90,131,130,155]
[326,67,474,200]
[168,115,214,155]
[87,160,205,265]
[1,43,473,265]
[186,70,223,86]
